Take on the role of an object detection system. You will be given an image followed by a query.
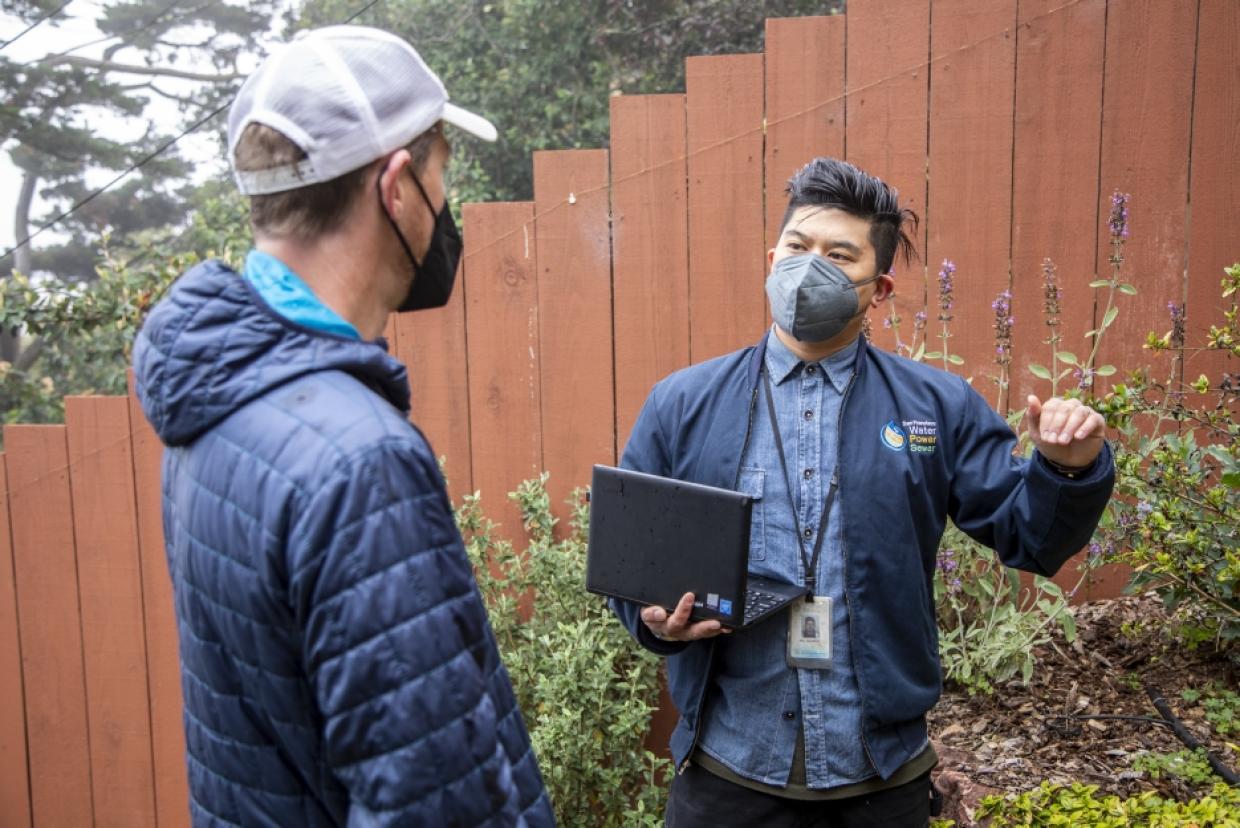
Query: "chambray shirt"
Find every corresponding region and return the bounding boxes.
[697,329,873,789]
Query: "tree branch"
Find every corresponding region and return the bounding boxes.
[38,55,243,82]
[11,337,44,374]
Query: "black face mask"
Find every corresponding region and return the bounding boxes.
[380,167,461,312]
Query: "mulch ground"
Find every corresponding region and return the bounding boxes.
[927,592,1239,825]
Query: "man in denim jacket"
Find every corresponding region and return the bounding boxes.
[611,158,1113,827]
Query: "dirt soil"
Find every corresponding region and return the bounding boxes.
[927,592,1239,825]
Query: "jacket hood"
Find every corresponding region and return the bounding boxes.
[133,259,410,447]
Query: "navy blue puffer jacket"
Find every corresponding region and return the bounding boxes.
[133,260,554,827]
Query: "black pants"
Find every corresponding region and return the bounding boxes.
[665,763,933,828]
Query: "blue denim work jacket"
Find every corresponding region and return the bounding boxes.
[610,331,1114,779]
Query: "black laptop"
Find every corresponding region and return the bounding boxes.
[586,465,806,629]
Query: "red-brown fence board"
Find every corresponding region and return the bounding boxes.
[0,455,31,828]
[685,54,767,364]
[127,384,190,828]
[395,273,474,503]
[610,94,691,451]
[1009,0,1105,408]
[1008,0,1114,598]
[845,0,930,354]
[764,16,845,251]
[1186,0,1239,394]
[65,397,157,827]
[5,425,93,826]
[926,0,1017,386]
[463,202,543,535]
[1096,0,1196,389]
[534,150,614,510]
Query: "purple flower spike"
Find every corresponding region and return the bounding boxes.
[992,289,1014,367]
[1109,191,1131,240]
[937,260,956,321]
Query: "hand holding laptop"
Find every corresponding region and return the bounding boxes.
[641,592,733,641]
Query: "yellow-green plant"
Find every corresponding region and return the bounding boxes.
[976,780,1240,826]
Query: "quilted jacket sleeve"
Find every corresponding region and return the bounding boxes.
[286,436,538,826]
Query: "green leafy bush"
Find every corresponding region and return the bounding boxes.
[1184,685,1240,738]
[934,524,1079,694]
[459,474,669,827]
[1131,748,1222,787]
[1095,263,1240,648]
[975,780,1240,826]
[0,191,251,426]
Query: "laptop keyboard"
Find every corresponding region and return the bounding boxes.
[743,588,784,624]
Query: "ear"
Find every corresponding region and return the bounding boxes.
[376,149,413,218]
[869,272,895,307]
[766,247,776,270]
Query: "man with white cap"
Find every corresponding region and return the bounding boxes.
[134,26,554,826]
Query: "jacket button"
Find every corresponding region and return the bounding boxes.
[803,409,814,420]
[806,364,817,374]
[803,468,814,479]
[803,528,813,539]
[783,711,795,720]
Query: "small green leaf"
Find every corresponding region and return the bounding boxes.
[1102,306,1119,328]
[1059,351,1079,366]
[923,350,942,359]
[913,343,925,361]
[948,354,965,365]
[1222,471,1240,489]
[1118,283,1138,295]
[1094,364,1117,376]
[1089,279,1110,288]
[1029,363,1052,380]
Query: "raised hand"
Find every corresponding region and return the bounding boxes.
[1024,394,1106,471]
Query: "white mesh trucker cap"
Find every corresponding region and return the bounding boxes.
[228,25,497,196]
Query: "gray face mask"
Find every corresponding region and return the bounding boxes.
[765,253,880,342]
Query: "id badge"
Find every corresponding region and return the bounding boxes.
[787,596,832,669]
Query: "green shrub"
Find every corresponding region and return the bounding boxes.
[458,474,669,827]
[975,780,1240,826]
[934,524,1079,694]
[1096,263,1240,648]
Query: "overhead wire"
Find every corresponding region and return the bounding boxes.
[0,0,74,51]
[0,0,1122,496]
[2,0,1082,271]
[0,0,386,265]
[25,0,192,66]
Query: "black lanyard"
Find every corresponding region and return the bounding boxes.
[761,365,837,599]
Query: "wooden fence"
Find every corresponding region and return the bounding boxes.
[2,2,1238,824]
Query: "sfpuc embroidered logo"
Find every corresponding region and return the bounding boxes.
[880,419,939,454]
[880,420,907,451]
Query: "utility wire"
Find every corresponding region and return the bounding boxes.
[0,0,385,266]
[1,1,74,51]
[27,0,190,66]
